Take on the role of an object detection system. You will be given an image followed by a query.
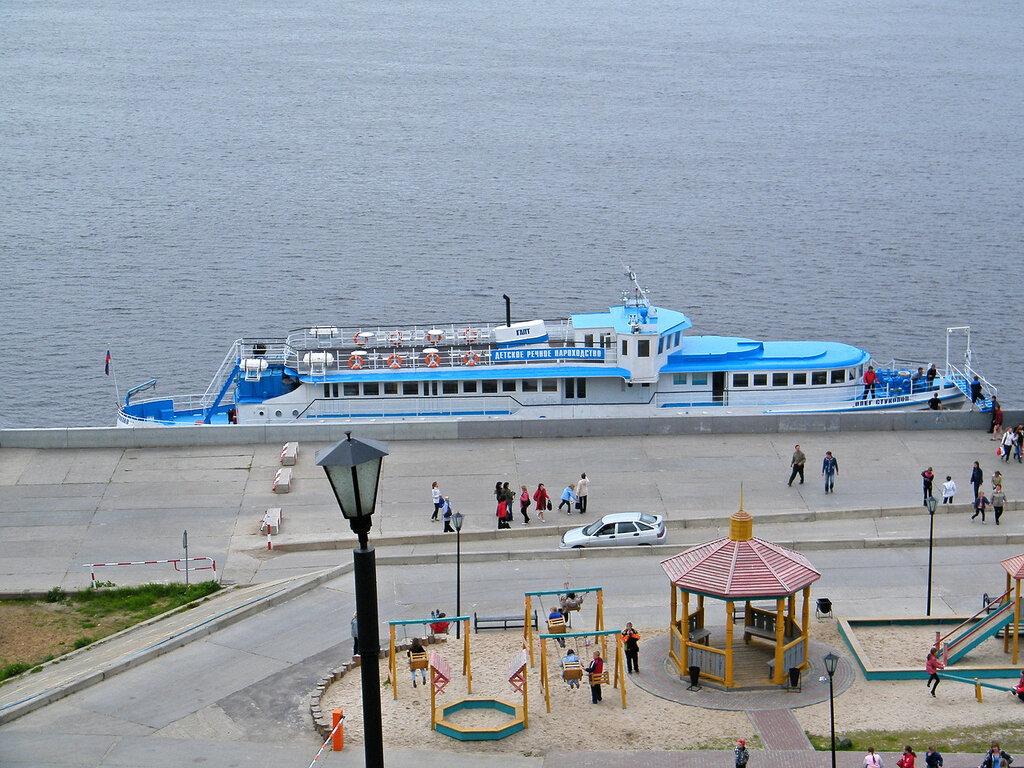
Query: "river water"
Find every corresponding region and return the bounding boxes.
[2,0,1021,427]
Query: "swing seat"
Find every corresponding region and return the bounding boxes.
[430,621,450,634]
[560,595,584,613]
[547,616,567,634]
[409,650,428,670]
[562,661,583,680]
[588,670,609,685]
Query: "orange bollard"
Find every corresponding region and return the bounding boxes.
[332,708,344,751]
[267,532,272,550]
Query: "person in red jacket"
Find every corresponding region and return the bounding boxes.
[861,366,879,400]
[897,746,917,768]
[925,649,944,696]
[586,650,604,703]
[533,483,550,523]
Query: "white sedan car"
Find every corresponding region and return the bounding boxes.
[558,512,667,549]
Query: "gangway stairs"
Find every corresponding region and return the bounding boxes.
[939,597,1016,666]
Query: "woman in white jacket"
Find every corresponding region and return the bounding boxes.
[576,472,589,514]
[941,476,956,505]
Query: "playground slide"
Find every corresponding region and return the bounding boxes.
[943,600,1016,665]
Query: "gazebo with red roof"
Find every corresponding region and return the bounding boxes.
[660,505,821,688]
[1000,552,1024,665]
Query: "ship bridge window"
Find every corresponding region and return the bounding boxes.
[584,334,594,347]
[792,373,807,386]
[502,380,516,392]
[674,332,681,346]
[673,373,687,386]
[383,382,399,395]
[324,384,339,398]
[733,374,749,387]
[364,382,380,396]
[692,373,707,386]
[638,339,650,357]
[482,380,498,394]
[344,383,359,397]
[403,382,419,395]
[542,378,557,392]
[522,380,538,392]
[830,370,846,384]
[442,380,458,395]
[600,333,612,349]
[773,373,788,387]
[621,339,628,356]
[753,373,767,387]
[812,371,827,385]
[463,381,478,393]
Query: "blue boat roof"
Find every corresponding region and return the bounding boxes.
[660,336,870,373]
[571,305,691,336]
[292,365,632,384]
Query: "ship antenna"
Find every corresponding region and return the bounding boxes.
[623,266,650,308]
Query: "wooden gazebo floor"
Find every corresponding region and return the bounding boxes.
[691,627,793,690]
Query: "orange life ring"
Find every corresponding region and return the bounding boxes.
[427,330,443,344]
[425,353,441,368]
[348,355,364,370]
[461,328,478,343]
[354,332,365,346]
[388,354,403,369]
[389,331,404,346]
[463,352,480,366]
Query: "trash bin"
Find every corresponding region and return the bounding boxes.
[688,665,701,689]
[788,667,801,690]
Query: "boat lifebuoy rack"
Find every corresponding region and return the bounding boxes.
[426,329,444,344]
[425,353,441,368]
[461,328,478,343]
[348,354,365,370]
[389,330,405,346]
[463,352,480,367]
[388,353,403,369]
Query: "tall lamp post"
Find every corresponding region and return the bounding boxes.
[926,495,938,616]
[453,510,464,639]
[823,652,839,768]
[316,432,388,768]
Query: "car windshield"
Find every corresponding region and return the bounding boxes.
[639,513,659,525]
[582,521,605,536]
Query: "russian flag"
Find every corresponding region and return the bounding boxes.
[105,350,111,376]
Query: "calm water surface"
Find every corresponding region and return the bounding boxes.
[2,0,1022,427]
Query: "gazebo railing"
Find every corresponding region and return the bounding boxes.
[686,644,726,682]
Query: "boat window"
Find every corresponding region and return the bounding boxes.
[402,382,419,395]
[733,374,749,387]
[830,370,846,383]
[442,380,458,394]
[522,380,538,392]
[502,380,516,392]
[792,373,807,386]
[323,384,331,398]
[673,373,688,386]
[463,381,477,393]
[542,379,557,392]
[658,338,664,354]
[692,373,707,386]
[621,339,628,356]
[482,380,498,394]
[364,382,380,396]
[576,378,586,398]
[753,374,767,387]
[565,378,575,398]
[773,373,788,387]
[812,371,828,385]
[383,382,399,395]
[344,383,360,397]
[584,333,594,347]
[601,333,612,349]
[674,332,681,346]
[638,339,650,357]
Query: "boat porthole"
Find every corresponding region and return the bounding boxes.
[275,410,282,417]
[258,410,265,417]
[292,410,299,417]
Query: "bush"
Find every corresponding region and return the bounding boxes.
[45,586,66,603]
[1,662,31,683]
[73,637,93,650]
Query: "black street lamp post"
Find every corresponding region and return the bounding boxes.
[823,652,839,768]
[926,495,938,616]
[453,510,464,639]
[316,432,388,768]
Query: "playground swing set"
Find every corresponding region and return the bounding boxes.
[537,628,627,712]
[388,615,471,700]
[524,584,605,667]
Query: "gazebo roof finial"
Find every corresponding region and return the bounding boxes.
[729,482,753,541]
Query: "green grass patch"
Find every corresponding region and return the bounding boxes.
[807,723,1022,754]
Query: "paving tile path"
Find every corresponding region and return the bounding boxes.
[748,708,813,750]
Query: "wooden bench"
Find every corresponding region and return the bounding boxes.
[744,625,778,643]
[473,611,538,633]
[261,507,283,535]
[280,441,299,466]
[272,468,292,494]
[689,628,711,645]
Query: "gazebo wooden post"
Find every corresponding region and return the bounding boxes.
[1014,576,1021,665]
[773,598,785,685]
[787,593,795,635]
[525,595,534,667]
[802,586,811,668]
[670,583,678,670]
[680,588,691,677]
[725,600,734,686]
[1005,573,1011,654]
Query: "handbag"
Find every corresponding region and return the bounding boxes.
[547,500,552,511]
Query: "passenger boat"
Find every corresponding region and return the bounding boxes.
[117,271,993,426]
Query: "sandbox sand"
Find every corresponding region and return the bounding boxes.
[320,624,1023,754]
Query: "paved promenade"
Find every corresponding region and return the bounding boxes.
[1,428,1021,767]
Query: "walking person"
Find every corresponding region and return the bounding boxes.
[585,650,604,703]
[897,746,917,768]
[501,482,515,528]
[921,467,934,506]
[430,481,442,521]
[864,746,884,767]
[941,476,956,504]
[533,482,550,522]
[519,484,531,525]
[990,398,1004,439]
[1001,428,1015,462]
[925,649,944,696]
[822,451,839,493]
[972,490,989,523]
[558,483,578,515]
[735,739,750,767]
[576,472,589,514]
[861,365,878,400]
[992,470,1004,494]
[1014,424,1023,463]
[923,746,943,768]
[621,622,640,674]
[441,496,454,532]
[788,444,806,486]
[992,485,1006,526]
[970,375,984,410]
[971,461,983,501]
[980,742,1012,768]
